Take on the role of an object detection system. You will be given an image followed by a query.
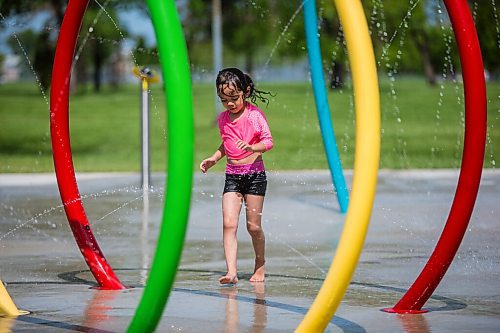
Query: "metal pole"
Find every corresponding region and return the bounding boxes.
[141,78,150,191]
[133,66,158,192]
[212,0,223,117]
[140,186,150,285]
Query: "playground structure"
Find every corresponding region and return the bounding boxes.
[0,0,487,332]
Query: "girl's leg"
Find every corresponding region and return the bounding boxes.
[220,191,243,284]
[244,194,266,282]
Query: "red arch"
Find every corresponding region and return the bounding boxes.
[50,0,124,290]
[385,0,487,313]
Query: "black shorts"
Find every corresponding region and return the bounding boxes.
[223,171,267,196]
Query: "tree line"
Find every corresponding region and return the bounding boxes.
[0,0,498,93]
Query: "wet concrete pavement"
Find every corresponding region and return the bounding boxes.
[0,170,499,332]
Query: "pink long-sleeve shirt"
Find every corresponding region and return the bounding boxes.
[217,103,273,160]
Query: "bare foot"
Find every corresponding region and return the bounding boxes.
[249,260,265,282]
[219,274,238,285]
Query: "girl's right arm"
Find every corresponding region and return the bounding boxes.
[199,144,225,173]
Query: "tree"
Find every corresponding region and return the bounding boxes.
[2,0,129,91]
[133,37,159,67]
[268,1,348,88]
[75,5,129,92]
[178,0,214,70]
[474,0,500,76]
[220,0,274,74]
[33,29,54,91]
[317,2,348,88]
[6,29,50,85]
[364,1,429,83]
[177,0,277,74]
[0,0,66,27]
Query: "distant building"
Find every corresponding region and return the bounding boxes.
[0,54,20,83]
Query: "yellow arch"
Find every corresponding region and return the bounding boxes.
[0,279,28,316]
[296,0,380,331]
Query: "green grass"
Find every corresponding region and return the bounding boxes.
[1,77,499,173]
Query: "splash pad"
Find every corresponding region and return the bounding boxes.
[1,170,499,331]
[0,0,492,330]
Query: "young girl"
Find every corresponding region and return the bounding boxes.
[200,67,274,284]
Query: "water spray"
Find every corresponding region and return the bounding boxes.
[43,0,487,331]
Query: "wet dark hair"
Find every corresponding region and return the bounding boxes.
[216,67,274,107]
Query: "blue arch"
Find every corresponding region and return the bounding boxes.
[303,0,349,212]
